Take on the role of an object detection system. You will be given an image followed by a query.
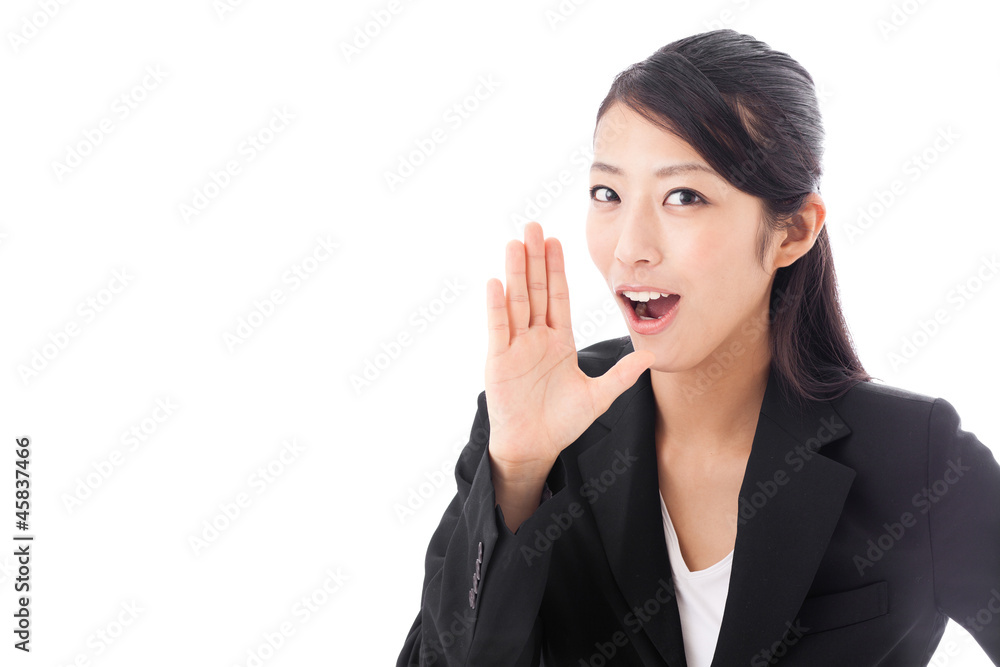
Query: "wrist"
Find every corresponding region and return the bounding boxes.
[489,451,556,485]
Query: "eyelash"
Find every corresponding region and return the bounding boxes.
[588,185,707,207]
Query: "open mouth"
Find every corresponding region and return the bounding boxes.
[620,292,681,320]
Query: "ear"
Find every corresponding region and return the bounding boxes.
[772,192,826,270]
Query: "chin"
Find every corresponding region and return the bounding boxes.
[629,337,689,372]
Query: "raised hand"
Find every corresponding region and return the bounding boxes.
[484,222,654,529]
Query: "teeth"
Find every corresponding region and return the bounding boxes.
[622,290,672,302]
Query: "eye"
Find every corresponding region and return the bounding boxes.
[590,185,707,207]
[665,189,705,206]
[589,185,618,203]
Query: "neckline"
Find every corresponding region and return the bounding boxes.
[659,491,734,578]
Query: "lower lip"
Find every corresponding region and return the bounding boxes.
[620,294,680,335]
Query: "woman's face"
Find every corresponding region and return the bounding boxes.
[586,101,778,374]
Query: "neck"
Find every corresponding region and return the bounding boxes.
[650,337,771,455]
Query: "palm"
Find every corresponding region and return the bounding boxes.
[484,222,654,471]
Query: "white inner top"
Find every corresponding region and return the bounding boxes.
[659,490,733,667]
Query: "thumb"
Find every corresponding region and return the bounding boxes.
[591,349,655,415]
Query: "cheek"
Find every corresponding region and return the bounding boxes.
[585,220,614,270]
[683,228,767,299]
[677,226,738,274]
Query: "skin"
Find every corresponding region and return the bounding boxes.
[585,101,826,569]
[483,100,825,549]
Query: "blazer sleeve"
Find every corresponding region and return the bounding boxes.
[927,397,1000,662]
[396,390,573,666]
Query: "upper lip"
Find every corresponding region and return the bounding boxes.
[614,284,680,297]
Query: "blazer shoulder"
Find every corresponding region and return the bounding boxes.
[576,336,631,378]
[834,377,965,432]
[841,378,938,406]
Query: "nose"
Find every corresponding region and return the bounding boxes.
[613,199,663,270]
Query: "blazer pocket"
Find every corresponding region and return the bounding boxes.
[795,580,888,635]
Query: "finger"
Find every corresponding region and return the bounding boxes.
[544,237,571,331]
[592,350,656,414]
[486,278,509,357]
[505,238,529,339]
[524,222,547,327]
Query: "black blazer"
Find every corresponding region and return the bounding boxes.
[397,336,1000,666]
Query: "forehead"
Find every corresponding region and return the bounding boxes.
[593,101,706,167]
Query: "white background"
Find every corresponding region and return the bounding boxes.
[1,0,998,665]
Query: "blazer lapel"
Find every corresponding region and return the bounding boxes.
[577,365,685,666]
[572,339,856,667]
[711,366,856,666]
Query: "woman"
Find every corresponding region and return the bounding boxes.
[396,29,1000,666]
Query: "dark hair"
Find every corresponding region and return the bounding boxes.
[594,29,870,404]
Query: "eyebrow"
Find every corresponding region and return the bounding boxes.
[590,161,718,179]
